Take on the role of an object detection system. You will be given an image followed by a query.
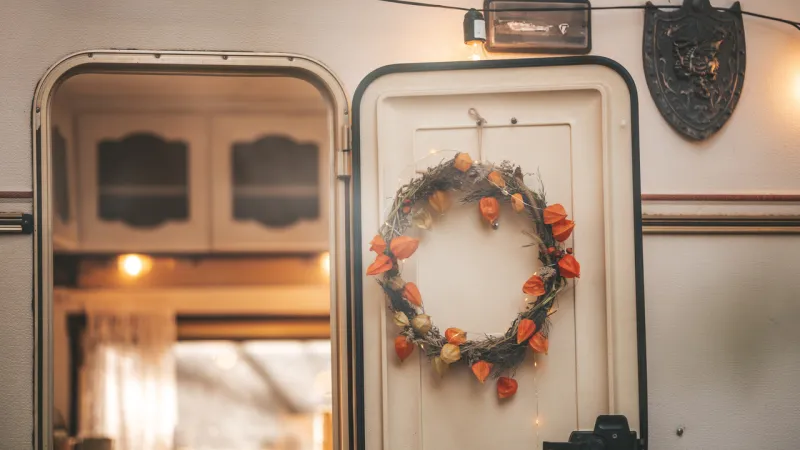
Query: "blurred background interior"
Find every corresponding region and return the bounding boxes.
[50,72,334,450]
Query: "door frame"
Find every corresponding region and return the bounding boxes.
[32,50,352,450]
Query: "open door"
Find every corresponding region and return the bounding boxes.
[347,57,645,450]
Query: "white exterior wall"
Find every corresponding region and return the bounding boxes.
[1,0,800,448]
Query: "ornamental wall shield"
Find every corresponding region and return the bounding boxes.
[643,0,746,140]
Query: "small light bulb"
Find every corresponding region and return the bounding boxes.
[467,41,487,61]
[535,418,540,426]
[118,254,151,277]
[320,252,331,276]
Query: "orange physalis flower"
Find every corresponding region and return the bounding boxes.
[428,190,451,213]
[471,360,493,383]
[552,219,575,242]
[403,282,422,307]
[479,197,500,227]
[529,332,549,354]
[516,319,537,344]
[497,377,518,399]
[523,274,545,296]
[369,235,386,254]
[390,236,419,260]
[445,327,467,345]
[487,171,506,188]
[366,254,393,275]
[511,193,525,213]
[558,254,581,278]
[394,336,414,362]
[454,153,473,172]
[543,204,568,225]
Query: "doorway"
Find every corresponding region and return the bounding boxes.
[34,51,351,450]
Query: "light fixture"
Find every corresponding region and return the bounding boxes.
[320,252,331,276]
[463,8,488,61]
[117,254,152,277]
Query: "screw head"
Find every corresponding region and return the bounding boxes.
[676,427,685,437]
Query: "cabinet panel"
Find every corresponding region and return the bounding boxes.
[210,114,330,252]
[77,114,210,252]
[51,105,79,251]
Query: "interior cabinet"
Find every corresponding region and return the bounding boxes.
[51,106,80,250]
[76,114,210,252]
[210,114,330,252]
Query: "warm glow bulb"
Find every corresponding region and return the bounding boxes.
[320,252,331,276]
[467,41,487,61]
[118,254,148,277]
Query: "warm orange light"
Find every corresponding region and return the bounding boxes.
[467,41,487,61]
[320,252,331,276]
[118,254,152,277]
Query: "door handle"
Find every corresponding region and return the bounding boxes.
[0,213,34,234]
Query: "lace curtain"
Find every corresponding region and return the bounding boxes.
[79,311,177,450]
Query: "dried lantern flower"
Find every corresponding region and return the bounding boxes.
[432,356,450,377]
[412,314,432,335]
[472,361,493,383]
[479,197,500,229]
[412,208,433,230]
[511,193,525,213]
[403,282,423,307]
[402,205,411,214]
[393,311,410,328]
[440,343,462,364]
[558,254,581,278]
[487,171,506,188]
[529,332,549,354]
[454,152,474,172]
[369,235,387,254]
[522,274,545,296]
[516,319,537,344]
[366,254,393,275]
[390,236,420,260]
[543,204,568,225]
[395,336,414,361]
[428,190,451,214]
[445,327,467,345]
[552,219,575,242]
[497,377,518,399]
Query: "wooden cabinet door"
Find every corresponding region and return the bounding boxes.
[77,114,210,252]
[210,113,330,252]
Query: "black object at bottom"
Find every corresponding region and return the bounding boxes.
[543,416,640,450]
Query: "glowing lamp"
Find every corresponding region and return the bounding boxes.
[463,8,488,61]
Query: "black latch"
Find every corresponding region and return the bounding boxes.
[543,416,639,450]
[0,213,34,235]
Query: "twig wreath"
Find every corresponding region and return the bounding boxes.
[366,152,581,399]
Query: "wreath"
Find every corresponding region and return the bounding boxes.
[366,152,581,399]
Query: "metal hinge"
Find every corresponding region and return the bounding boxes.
[0,213,34,234]
[336,123,352,180]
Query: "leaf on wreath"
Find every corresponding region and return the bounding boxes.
[454,152,474,172]
[488,170,506,188]
[445,327,467,346]
[516,319,537,344]
[390,236,420,260]
[558,254,581,278]
[552,219,575,242]
[497,377,518,399]
[479,197,500,227]
[529,332,549,355]
[522,274,545,296]
[440,343,462,364]
[472,361,493,383]
[428,190,451,214]
[511,193,525,213]
[366,254,393,275]
[395,336,414,362]
[369,234,387,254]
[543,204,568,225]
[403,282,423,307]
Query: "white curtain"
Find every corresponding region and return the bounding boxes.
[79,310,177,450]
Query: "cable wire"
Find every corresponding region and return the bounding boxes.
[378,0,800,30]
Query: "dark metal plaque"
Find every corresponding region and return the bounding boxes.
[643,0,746,140]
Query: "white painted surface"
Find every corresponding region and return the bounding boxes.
[2,0,800,448]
